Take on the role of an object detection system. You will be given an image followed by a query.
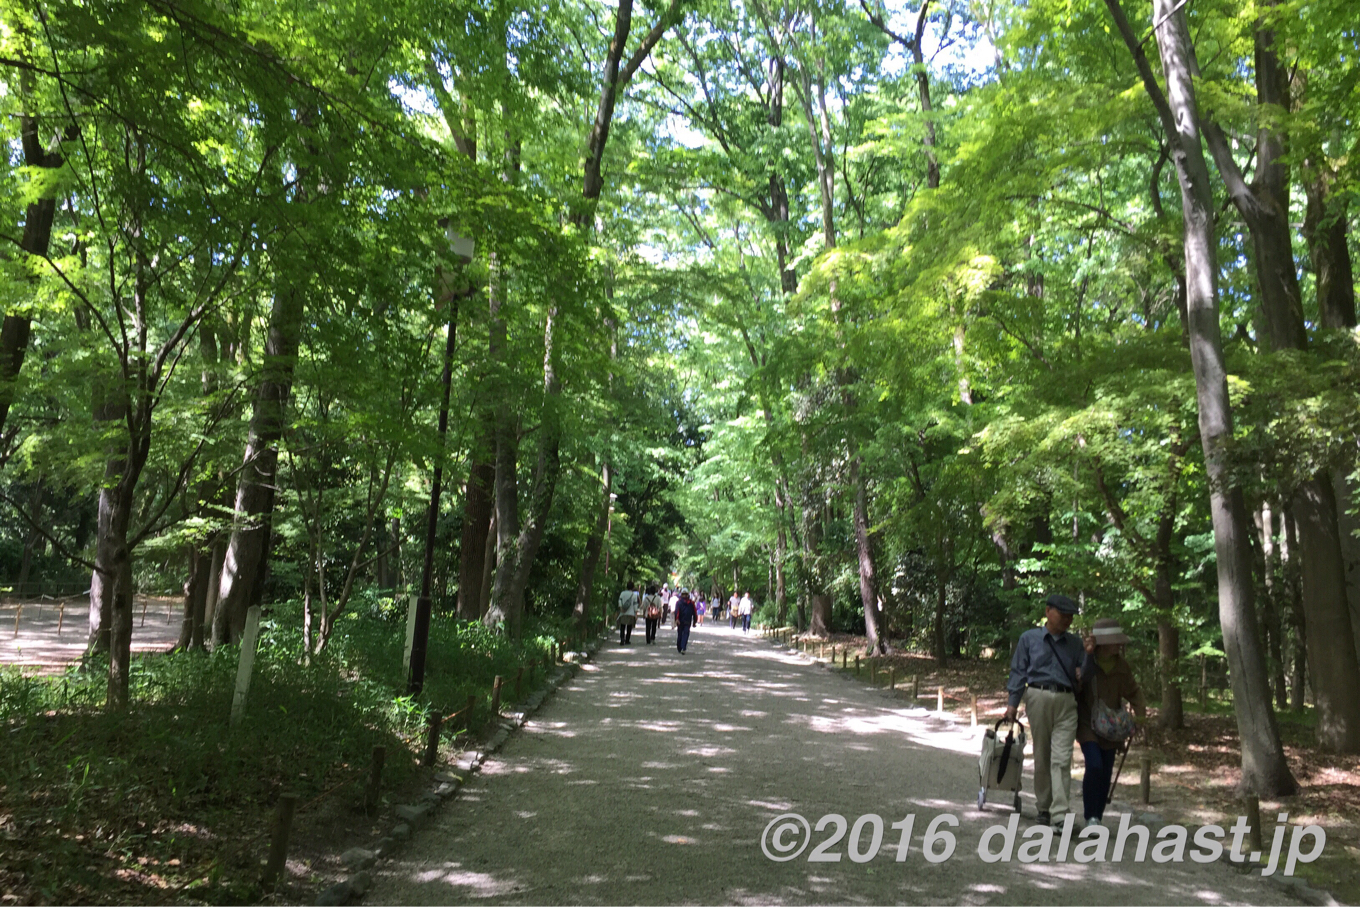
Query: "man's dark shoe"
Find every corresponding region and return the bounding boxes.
[1035,811,1050,826]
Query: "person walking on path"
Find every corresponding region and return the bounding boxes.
[738,591,753,633]
[617,582,640,645]
[675,590,697,654]
[640,584,662,645]
[696,598,706,626]
[1003,593,1084,828]
[728,592,739,629]
[1077,618,1146,827]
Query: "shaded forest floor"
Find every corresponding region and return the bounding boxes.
[811,630,1360,905]
[0,604,563,906]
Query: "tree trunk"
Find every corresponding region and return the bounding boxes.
[1293,479,1360,751]
[572,461,612,632]
[1282,507,1307,711]
[1258,500,1288,710]
[177,545,210,651]
[852,458,885,652]
[0,66,67,436]
[932,561,948,664]
[457,426,495,617]
[1105,0,1296,793]
[213,284,304,645]
[1303,177,1356,330]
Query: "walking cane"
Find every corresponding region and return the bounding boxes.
[1106,735,1134,804]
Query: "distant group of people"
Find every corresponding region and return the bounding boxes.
[615,583,757,653]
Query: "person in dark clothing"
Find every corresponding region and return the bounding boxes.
[1077,618,1146,827]
[674,590,698,654]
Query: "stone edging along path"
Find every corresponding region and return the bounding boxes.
[313,635,608,906]
[775,631,1340,907]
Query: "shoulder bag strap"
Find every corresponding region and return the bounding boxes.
[1043,634,1079,691]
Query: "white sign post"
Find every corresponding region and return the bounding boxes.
[403,594,418,673]
[230,605,262,728]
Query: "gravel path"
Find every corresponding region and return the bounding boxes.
[366,625,1295,905]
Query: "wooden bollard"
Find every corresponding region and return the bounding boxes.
[364,745,386,812]
[820,642,826,660]
[889,666,896,690]
[1245,794,1263,855]
[913,674,919,698]
[868,660,876,685]
[12,604,20,638]
[841,649,848,670]
[491,675,503,715]
[1140,755,1152,804]
[141,598,149,627]
[262,793,300,886]
[937,686,945,713]
[970,693,978,727]
[515,665,525,699]
[423,710,443,766]
[854,655,860,676]
[57,602,65,637]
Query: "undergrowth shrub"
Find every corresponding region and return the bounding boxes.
[0,596,568,904]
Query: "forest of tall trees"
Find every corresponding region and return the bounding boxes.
[1,0,1358,866]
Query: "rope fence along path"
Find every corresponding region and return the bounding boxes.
[0,595,183,673]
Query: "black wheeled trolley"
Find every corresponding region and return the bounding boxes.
[977,717,1026,812]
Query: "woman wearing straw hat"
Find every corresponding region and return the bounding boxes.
[1077,618,1147,828]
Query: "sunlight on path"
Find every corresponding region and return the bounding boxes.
[366,625,1292,906]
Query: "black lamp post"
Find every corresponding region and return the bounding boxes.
[407,230,474,695]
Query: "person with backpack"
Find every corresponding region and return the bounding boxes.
[616,581,640,645]
[674,590,698,654]
[640,584,663,644]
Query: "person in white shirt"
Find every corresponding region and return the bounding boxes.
[617,582,640,645]
[738,592,754,633]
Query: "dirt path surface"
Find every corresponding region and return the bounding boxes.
[0,596,181,672]
[366,625,1295,905]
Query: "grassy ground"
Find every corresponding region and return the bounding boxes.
[0,602,569,905]
[792,629,1360,904]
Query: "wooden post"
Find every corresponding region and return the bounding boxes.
[937,686,945,713]
[912,674,919,699]
[1202,660,1210,707]
[514,665,525,699]
[868,660,876,685]
[12,603,20,638]
[262,793,299,886]
[229,606,263,728]
[841,649,848,670]
[970,692,978,727]
[423,710,443,766]
[364,746,386,812]
[889,666,896,690]
[1245,795,1263,855]
[57,602,65,637]
[491,675,503,716]
[1140,755,1152,804]
[140,598,148,627]
[854,655,860,676]
[166,598,173,623]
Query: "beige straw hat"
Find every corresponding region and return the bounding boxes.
[1090,617,1131,645]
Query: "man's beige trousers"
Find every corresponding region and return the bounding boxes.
[1023,687,1078,817]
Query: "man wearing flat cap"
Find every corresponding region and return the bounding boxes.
[1003,593,1085,828]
